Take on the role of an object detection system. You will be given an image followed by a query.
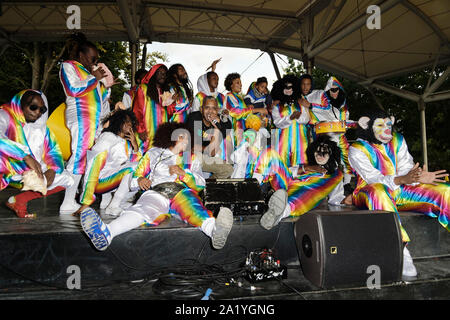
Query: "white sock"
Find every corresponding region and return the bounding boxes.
[107,211,145,240]
[60,174,81,211]
[253,173,264,185]
[200,217,216,238]
[107,173,131,208]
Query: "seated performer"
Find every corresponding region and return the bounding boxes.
[186,96,234,178]
[230,117,343,230]
[224,73,268,147]
[72,109,141,217]
[0,90,73,217]
[271,75,310,172]
[80,122,234,251]
[349,107,449,278]
[122,68,148,109]
[307,76,356,203]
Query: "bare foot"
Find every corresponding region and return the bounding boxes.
[341,194,353,206]
[72,204,88,217]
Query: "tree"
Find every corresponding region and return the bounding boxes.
[0,40,169,114]
[283,58,450,171]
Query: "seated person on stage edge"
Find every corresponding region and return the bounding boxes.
[349,107,449,278]
[72,109,141,217]
[186,95,234,179]
[80,122,234,252]
[0,90,73,218]
[230,116,344,231]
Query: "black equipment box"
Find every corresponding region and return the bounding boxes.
[203,178,267,216]
[295,210,403,289]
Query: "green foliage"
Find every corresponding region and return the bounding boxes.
[0,41,168,114]
[284,58,450,171]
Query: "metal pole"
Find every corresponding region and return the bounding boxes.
[418,99,428,168]
[141,42,148,70]
[267,51,281,80]
[130,41,137,87]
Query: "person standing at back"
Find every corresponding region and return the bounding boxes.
[58,32,109,214]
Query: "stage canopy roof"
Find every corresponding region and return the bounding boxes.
[0,1,448,85]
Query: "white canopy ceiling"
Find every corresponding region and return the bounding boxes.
[0,0,449,100]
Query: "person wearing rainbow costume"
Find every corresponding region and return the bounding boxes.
[72,110,141,217]
[131,64,170,153]
[80,122,234,251]
[224,73,268,147]
[192,58,226,113]
[122,68,148,109]
[271,75,310,173]
[165,64,194,123]
[0,90,73,218]
[58,33,112,214]
[306,76,356,204]
[230,115,343,230]
[349,107,449,278]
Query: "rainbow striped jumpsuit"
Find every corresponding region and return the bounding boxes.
[121,148,216,236]
[349,133,449,242]
[59,60,111,175]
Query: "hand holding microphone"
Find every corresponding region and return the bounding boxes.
[208,114,220,128]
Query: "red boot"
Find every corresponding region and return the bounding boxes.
[6,186,65,218]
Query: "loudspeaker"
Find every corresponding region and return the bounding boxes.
[294,210,403,288]
[203,178,267,216]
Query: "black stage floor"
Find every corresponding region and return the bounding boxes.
[0,186,449,301]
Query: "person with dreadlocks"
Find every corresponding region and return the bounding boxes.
[80,122,234,251]
[271,75,310,172]
[131,64,170,153]
[71,109,141,217]
[165,63,194,123]
[0,90,73,218]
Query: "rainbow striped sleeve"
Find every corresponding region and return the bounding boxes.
[225,93,253,119]
[42,127,64,174]
[0,137,29,160]
[0,138,29,190]
[60,61,99,98]
[176,153,204,192]
[132,151,151,179]
[179,172,204,193]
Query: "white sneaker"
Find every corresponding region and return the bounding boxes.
[80,207,111,251]
[211,207,233,250]
[59,201,81,215]
[105,205,123,217]
[260,189,288,230]
[402,247,418,278]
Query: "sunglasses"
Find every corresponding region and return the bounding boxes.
[330,87,339,93]
[29,104,47,114]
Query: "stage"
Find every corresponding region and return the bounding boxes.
[0,186,448,300]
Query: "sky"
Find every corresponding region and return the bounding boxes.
[141,41,295,94]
